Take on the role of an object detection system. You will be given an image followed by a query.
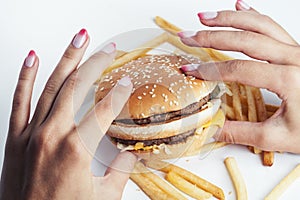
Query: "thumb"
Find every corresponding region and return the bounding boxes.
[214,120,267,149]
[104,151,137,191]
[77,76,133,157]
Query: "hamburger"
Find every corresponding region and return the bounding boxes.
[95,54,225,159]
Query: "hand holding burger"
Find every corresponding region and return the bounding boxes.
[95,54,226,159]
[178,0,300,153]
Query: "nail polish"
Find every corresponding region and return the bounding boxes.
[101,42,116,54]
[118,76,131,86]
[72,29,88,48]
[237,0,251,10]
[198,12,218,20]
[177,31,197,39]
[181,64,200,72]
[25,50,36,67]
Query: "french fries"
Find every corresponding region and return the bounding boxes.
[166,171,212,200]
[265,164,300,200]
[132,162,187,200]
[224,157,248,200]
[105,32,169,73]
[130,173,173,200]
[144,159,225,200]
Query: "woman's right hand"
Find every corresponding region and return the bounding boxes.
[179,0,300,153]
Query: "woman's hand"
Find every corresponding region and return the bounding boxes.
[0,29,137,200]
[178,0,300,153]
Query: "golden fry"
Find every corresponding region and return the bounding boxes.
[265,164,300,200]
[231,83,244,121]
[130,173,174,200]
[266,104,279,113]
[221,103,235,120]
[105,32,169,73]
[166,171,212,200]
[133,162,187,200]
[224,157,248,200]
[144,160,225,200]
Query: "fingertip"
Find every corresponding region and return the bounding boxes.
[24,50,38,68]
[72,28,89,49]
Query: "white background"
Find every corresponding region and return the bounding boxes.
[1,0,300,199]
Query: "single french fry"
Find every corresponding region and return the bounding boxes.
[252,88,274,166]
[155,16,181,35]
[245,86,257,122]
[155,16,232,61]
[224,157,248,200]
[265,164,300,200]
[166,171,212,200]
[133,162,187,200]
[104,32,169,73]
[130,173,174,200]
[221,103,235,120]
[266,104,279,113]
[166,34,212,62]
[244,86,263,154]
[144,160,225,200]
[231,83,244,121]
[263,151,274,167]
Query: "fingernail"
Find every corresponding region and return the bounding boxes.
[72,28,88,48]
[25,50,36,67]
[181,64,200,72]
[117,76,132,87]
[198,12,218,20]
[101,42,116,54]
[177,31,197,39]
[237,0,250,10]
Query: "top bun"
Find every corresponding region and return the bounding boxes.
[95,54,217,119]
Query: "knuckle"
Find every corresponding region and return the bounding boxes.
[240,31,256,43]
[61,49,78,66]
[65,72,79,91]
[260,14,275,25]
[31,127,53,151]
[195,30,213,47]
[44,79,60,96]
[61,134,84,161]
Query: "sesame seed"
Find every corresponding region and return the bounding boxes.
[152,94,156,98]
[145,86,149,89]
[143,92,146,96]
[137,96,142,100]
[153,84,157,88]
[100,87,104,91]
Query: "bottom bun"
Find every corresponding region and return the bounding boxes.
[133,125,219,160]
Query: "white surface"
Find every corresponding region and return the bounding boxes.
[1,0,300,199]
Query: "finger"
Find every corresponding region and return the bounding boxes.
[215,120,287,152]
[76,76,132,156]
[9,51,39,136]
[31,29,89,125]
[235,0,258,12]
[104,151,137,181]
[198,10,298,46]
[178,30,300,66]
[180,60,293,98]
[94,151,137,199]
[48,42,117,125]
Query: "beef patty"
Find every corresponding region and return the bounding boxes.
[114,95,210,125]
[111,128,196,147]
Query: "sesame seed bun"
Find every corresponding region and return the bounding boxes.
[94,54,224,158]
[95,55,217,119]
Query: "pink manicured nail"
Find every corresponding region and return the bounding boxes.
[72,29,88,48]
[25,50,36,67]
[237,0,250,10]
[101,42,116,54]
[177,31,197,39]
[198,12,218,20]
[181,64,200,72]
[118,76,132,87]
